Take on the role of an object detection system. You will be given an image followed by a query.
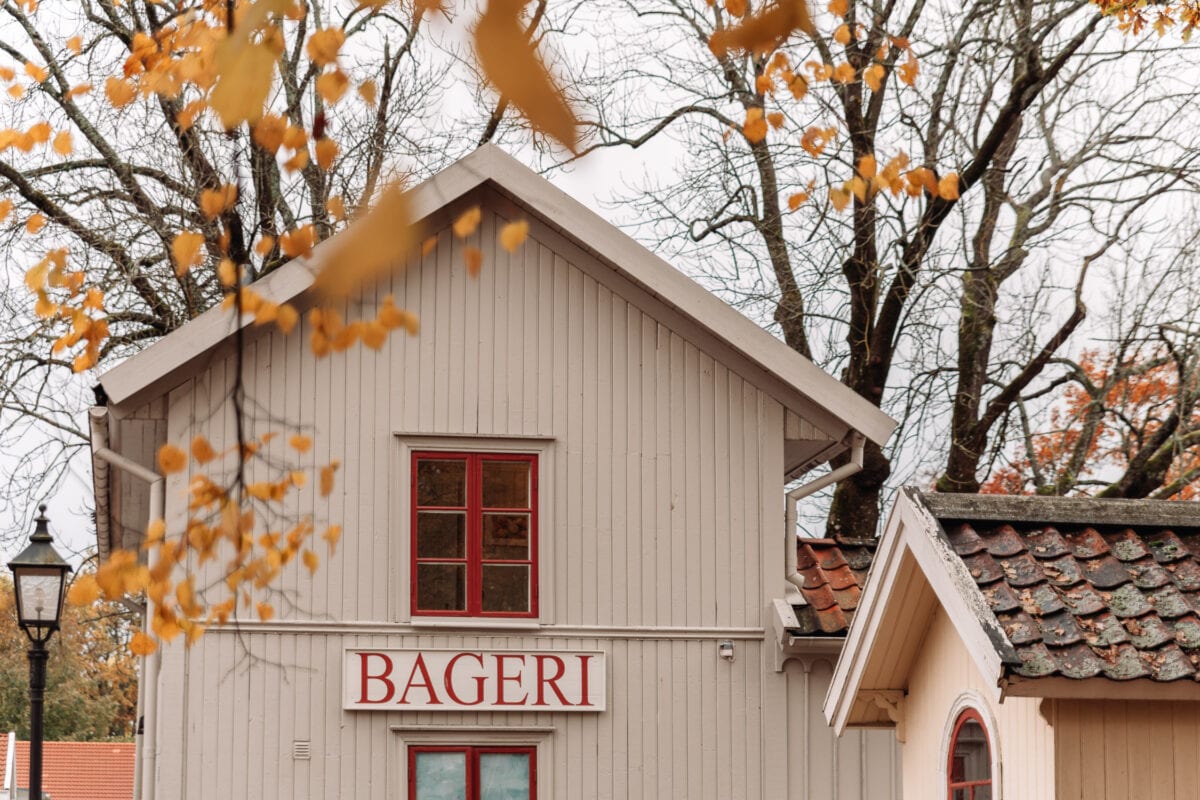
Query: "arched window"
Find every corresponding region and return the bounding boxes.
[947,708,992,800]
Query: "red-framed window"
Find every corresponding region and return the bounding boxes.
[409,745,536,799]
[947,708,993,800]
[411,452,538,618]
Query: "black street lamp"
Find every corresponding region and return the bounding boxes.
[7,504,72,800]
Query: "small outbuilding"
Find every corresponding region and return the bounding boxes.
[825,489,1200,800]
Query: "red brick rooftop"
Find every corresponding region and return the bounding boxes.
[0,733,135,800]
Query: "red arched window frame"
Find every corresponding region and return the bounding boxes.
[947,707,993,800]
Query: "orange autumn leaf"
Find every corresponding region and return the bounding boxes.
[158,443,187,474]
[787,191,808,211]
[26,213,46,234]
[276,304,299,334]
[24,62,48,82]
[191,435,217,464]
[302,549,319,574]
[358,80,378,107]
[828,0,849,15]
[725,0,748,16]
[315,137,338,170]
[306,28,345,67]
[200,184,238,219]
[210,0,289,128]
[67,82,92,98]
[319,460,340,496]
[0,198,11,223]
[831,62,856,83]
[316,70,349,104]
[767,111,785,129]
[743,107,768,142]
[52,131,72,155]
[7,85,24,100]
[464,246,483,275]
[829,185,852,211]
[937,172,960,200]
[834,23,853,45]
[67,573,101,606]
[322,524,342,553]
[326,195,346,221]
[105,76,136,107]
[256,602,275,622]
[280,224,316,258]
[709,0,816,57]
[453,205,482,238]
[254,235,276,257]
[130,631,158,656]
[314,182,414,297]
[171,231,205,275]
[499,220,529,253]
[864,63,885,92]
[474,0,579,150]
[252,114,286,153]
[898,54,919,86]
[66,35,82,55]
[288,433,312,453]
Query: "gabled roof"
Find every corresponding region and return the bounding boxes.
[97,145,894,453]
[825,490,1200,735]
[0,733,135,800]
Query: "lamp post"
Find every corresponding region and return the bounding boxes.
[7,504,72,800]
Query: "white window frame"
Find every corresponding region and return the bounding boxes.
[939,690,1003,800]
[394,434,555,626]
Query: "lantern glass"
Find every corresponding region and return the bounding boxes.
[15,567,66,628]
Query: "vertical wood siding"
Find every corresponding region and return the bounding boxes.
[904,606,1053,799]
[1054,698,1200,799]
[144,195,896,798]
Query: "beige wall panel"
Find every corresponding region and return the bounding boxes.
[1054,698,1200,800]
[149,195,899,799]
[904,606,1052,799]
[169,205,789,629]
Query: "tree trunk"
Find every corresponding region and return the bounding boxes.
[827,440,892,538]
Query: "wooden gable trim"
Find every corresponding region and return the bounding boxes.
[825,489,1021,734]
[1001,675,1200,702]
[98,146,895,449]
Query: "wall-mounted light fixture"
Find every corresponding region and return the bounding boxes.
[718,640,735,661]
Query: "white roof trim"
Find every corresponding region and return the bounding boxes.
[98,145,895,446]
[825,488,1020,734]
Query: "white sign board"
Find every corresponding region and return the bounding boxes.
[344,649,606,712]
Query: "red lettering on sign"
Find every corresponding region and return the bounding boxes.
[576,654,595,707]
[358,652,395,704]
[532,655,570,706]
[493,654,528,705]
[398,653,442,705]
[444,652,486,706]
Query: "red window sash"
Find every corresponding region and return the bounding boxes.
[408,745,536,800]
[411,452,538,618]
[946,708,992,800]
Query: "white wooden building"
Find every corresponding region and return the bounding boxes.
[88,145,900,799]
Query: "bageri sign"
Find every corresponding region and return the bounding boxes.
[344,649,606,712]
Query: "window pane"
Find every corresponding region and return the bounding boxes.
[482,565,529,613]
[479,752,531,800]
[416,563,467,611]
[417,512,466,558]
[952,719,990,781]
[975,787,992,800]
[417,459,467,507]
[951,791,969,800]
[414,751,467,800]
[481,461,529,508]
[482,513,530,559]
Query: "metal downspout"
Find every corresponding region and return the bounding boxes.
[89,407,162,800]
[784,433,866,592]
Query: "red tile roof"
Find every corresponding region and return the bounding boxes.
[0,733,135,800]
[790,537,877,635]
